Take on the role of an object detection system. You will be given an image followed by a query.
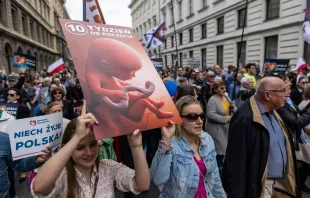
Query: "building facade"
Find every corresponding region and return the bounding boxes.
[0,0,71,75]
[130,0,306,70]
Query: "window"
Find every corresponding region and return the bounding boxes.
[22,14,27,35]
[201,48,207,68]
[170,7,174,26]
[202,0,207,7]
[189,50,193,58]
[265,35,278,59]
[189,28,193,42]
[266,0,280,20]
[163,12,166,24]
[37,26,41,42]
[11,7,17,30]
[153,16,157,26]
[42,29,46,45]
[171,36,174,47]
[217,17,224,34]
[217,45,224,67]
[171,54,175,65]
[201,23,207,38]
[238,8,247,28]
[179,32,183,45]
[47,8,50,21]
[165,55,168,67]
[29,20,34,39]
[179,1,182,20]
[189,0,193,14]
[179,52,183,66]
[148,0,151,8]
[165,39,167,49]
[0,0,6,23]
[50,35,53,48]
[38,0,41,13]
[237,41,246,67]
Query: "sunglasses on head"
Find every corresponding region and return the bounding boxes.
[54,91,62,95]
[8,94,15,97]
[181,113,206,122]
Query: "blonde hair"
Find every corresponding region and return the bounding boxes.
[175,95,202,145]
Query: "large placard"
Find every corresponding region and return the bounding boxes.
[60,19,182,139]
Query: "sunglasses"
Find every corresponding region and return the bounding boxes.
[181,113,206,122]
[209,76,215,78]
[54,91,62,95]
[9,80,15,82]
[8,94,16,97]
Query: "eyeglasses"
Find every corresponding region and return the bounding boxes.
[265,89,287,93]
[302,82,308,84]
[54,91,62,95]
[181,113,206,122]
[8,94,16,97]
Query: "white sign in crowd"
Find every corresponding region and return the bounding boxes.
[8,112,63,160]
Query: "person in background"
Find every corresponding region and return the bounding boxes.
[193,72,204,90]
[222,77,301,198]
[188,70,196,85]
[45,84,58,105]
[0,75,8,103]
[37,77,52,105]
[200,71,216,111]
[50,87,75,120]
[175,85,198,102]
[0,69,7,87]
[237,76,255,107]
[150,96,226,198]
[21,80,36,109]
[213,65,223,81]
[243,63,257,86]
[224,65,235,88]
[206,81,236,170]
[301,67,309,79]
[291,75,308,106]
[31,102,150,197]
[54,78,67,95]
[228,72,242,107]
[66,79,82,107]
[297,84,310,194]
[75,80,84,101]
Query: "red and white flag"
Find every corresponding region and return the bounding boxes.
[48,58,66,75]
[296,58,307,73]
[84,0,106,24]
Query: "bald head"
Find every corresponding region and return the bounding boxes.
[255,77,286,111]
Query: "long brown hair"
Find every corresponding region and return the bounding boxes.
[175,96,202,146]
[62,119,99,198]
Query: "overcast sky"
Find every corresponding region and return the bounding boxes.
[65,0,132,27]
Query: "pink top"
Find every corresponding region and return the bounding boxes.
[194,156,207,198]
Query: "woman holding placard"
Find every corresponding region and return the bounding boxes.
[31,101,150,198]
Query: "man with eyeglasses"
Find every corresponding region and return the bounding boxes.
[222,77,301,198]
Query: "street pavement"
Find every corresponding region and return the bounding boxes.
[15,171,310,198]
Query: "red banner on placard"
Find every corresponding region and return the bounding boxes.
[60,19,182,139]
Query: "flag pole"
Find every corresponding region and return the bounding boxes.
[170,0,179,80]
[95,0,106,24]
[83,0,86,21]
[232,0,249,101]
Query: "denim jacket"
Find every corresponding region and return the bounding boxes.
[150,132,226,198]
[0,132,39,198]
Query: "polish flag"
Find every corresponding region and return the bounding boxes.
[296,58,307,73]
[48,58,66,75]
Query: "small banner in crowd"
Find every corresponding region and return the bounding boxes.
[59,19,181,139]
[8,112,63,160]
[13,52,36,70]
[150,58,163,70]
[183,58,200,68]
[263,59,290,76]
[0,103,18,117]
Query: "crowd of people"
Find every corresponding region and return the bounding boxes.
[0,60,310,198]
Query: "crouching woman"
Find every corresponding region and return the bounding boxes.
[150,96,226,198]
[31,101,150,198]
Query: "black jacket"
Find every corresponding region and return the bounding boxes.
[290,87,303,106]
[277,101,310,151]
[62,100,75,120]
[16,103,31,119]
[200,82,212,111]
[222,97,301,198]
